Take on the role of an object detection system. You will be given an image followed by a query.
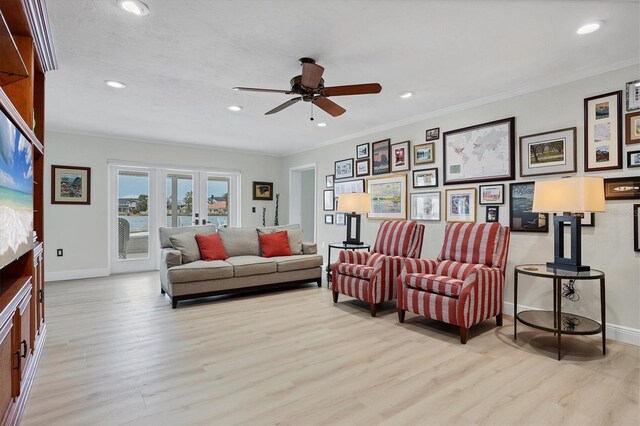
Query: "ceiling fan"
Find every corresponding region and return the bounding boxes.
[233,58,382,118]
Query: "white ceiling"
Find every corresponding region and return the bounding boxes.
[44,0,640,156]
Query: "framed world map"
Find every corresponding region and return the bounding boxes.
[443,117,515,185]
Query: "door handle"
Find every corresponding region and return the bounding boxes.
[14,350,21,370]
[21,340,27,358]
[39,288,44,303]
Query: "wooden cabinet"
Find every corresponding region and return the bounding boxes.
[0,316,15,420]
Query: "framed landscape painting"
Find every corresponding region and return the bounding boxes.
[519,127,577,177]
[372,139,391,175]
[509,181,548,232]
[52,165,91,204]
[367,174,407,220]
[626,112,640,145]
[479,184,504,205]
[391,140,410,172]
[445,187,476,222]
[413,142,435,166]
[584,91,622,172]
[443,117,515,185]
[410,191,440,221]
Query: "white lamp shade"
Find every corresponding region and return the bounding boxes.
[532,176,605,213]
[338,193,371,213]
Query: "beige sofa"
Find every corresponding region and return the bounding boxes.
[159,224,323,308]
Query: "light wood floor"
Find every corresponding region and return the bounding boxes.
[21,272,639,425]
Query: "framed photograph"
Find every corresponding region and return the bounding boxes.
[335,158,354,180]
[626,80,640,111]
[479,184,504,205]
[391,140,410,172]
[584,91,623,172]
[425,127,440,141]
[372,139,391,175]
[554,212,594,227]
[634,204,640,252]
[509,181,548,232]
[413,142,435,166]
[367,173,407,220]
[445,187,476,222]
[413,168,438,188]
[485,206,499,223]
[335,212,346,225]
[51,165,91,205]
[356,143,370,159]
[604,177,640,200]
[410,191,440,221]
[443,117,515,185]
[519,127,577,177]
[334,179,365,196]
[628,151,640,168]
[324,214,334,225]
[323,190,335,211]
[356,159,370,177]
[325,174,334,188]
[625,112,640,145]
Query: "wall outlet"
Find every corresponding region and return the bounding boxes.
[56,249,63,257]
[252,207,256,213]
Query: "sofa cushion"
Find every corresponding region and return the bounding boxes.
[259,231,292,257]
[195,233,229,261]
[169,230,201,264]
[336,263,376,280]
[269,254,323,272]
[167,260,234,284]
[258,224,303,255]
[159,225,217,249]
[225,256,277,277]
[218,227,260,257]
[404,273,463,297]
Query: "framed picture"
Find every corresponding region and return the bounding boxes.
[486,206,499,223]
[519,127,577,177]
[413,142,435,166]
[445,187,476,222]
[634,204,640,252]
[625,112,640,145]
[372,139,391,175]
[604,177,640,200]
[628,151,640,168]
[479,184,504,205]
[356,159,370,177]
[324,214,334,225]
[323,190,335,211]
[584,90,623,172]
[509,181,548,232]
[413,168,438,188]
[425,127,440,141]
[554,212,594,227]
[334,179,365,196]
[335,212,346,225]
[626,80,640,111]
[356,143,370,159]
[367,173,407,219]
[410,191,440,221]
[325,174,334,188]
[443,117,515,185]
[391,140,410,172]
[51,165,91,205]
[335,158,354,180]
[252,181,273,200]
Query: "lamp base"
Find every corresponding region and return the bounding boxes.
[546,261,591,272]
[344,213,362,246]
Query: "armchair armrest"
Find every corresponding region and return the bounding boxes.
[302,242,317,254]
[338,250,372,265]
[402,258,439,274]
[370,255,406,303]
[458,267,504,326]
[161,248,182,268]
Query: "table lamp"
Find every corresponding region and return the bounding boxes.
[532,176,605,271]
[338,193,371,245]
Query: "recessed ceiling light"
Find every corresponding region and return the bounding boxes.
[105,80,126,89]
[577,21,604,35]
[227,105,243,112]
[317,122,327,127]
[400,91,414,99]
[117,0,149,16]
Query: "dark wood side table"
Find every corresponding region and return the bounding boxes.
[325,242,371,287]
[514,264,606,360]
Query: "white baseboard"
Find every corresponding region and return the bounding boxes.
[504,302,640,347]
[45,268,110,282]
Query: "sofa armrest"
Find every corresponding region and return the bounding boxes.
[161,248,182,267]
[302,242,317,254]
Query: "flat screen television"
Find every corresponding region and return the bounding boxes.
[0,108,33,270]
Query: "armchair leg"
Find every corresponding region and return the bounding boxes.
[332,291,339,303]
[370,303,377,317]
[397,309,405,323]
[496,313,503,327]
[171,298,178,309]
[460,327,469,344]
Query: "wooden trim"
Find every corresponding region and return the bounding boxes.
[0,278,31,333]
[20,0,58,72]
[0,88,42,149]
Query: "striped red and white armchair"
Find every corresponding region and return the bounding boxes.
[397,222,511,343]
[331,220,425,317]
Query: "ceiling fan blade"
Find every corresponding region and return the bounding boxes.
[301,62,325,89]
[313,97,346,117]
[321,83,382,97]
[265,97,302,115]
[233,87,292,94]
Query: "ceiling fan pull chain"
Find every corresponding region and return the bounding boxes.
[310,102,314,121]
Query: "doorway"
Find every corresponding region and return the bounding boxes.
[289,164,316,242]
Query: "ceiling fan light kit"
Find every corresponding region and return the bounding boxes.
[234,58,382,118]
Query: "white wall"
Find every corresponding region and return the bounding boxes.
[44,132,283,278]
[300,169,315,241]
[281,64,640,339]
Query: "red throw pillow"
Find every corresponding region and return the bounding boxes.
[259,230,292,257]
[195,233,228,261]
